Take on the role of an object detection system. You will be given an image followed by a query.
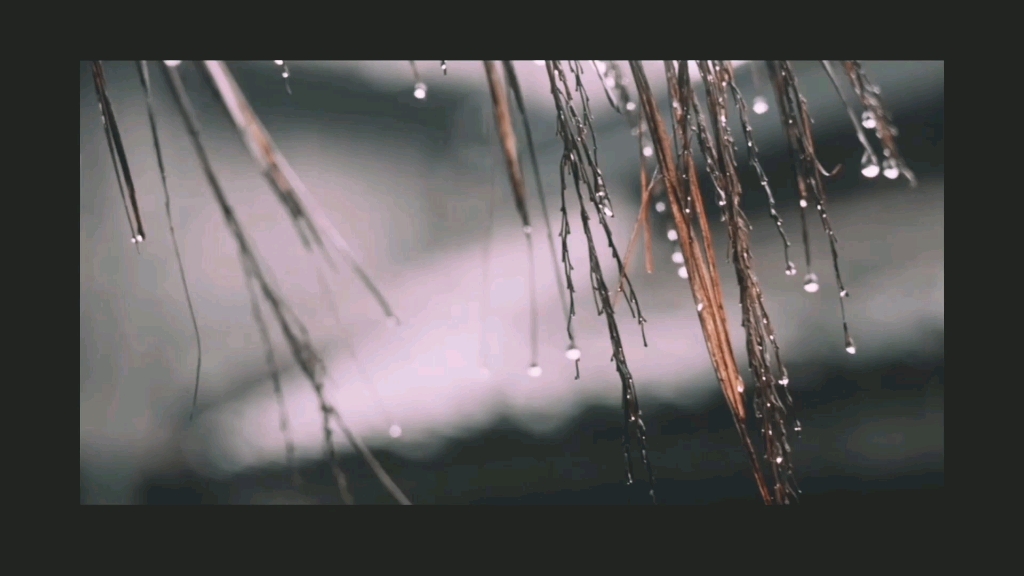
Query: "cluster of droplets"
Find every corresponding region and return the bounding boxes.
[752,96,769,115]
[650,197,690,279]
[858,111,901,180]
[274,60,292,94]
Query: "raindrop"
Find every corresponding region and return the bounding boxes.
[718,198,727,207]
[604,76,616,89]
[779,375,790,386]
[883,158,900,179]
[861,110,877,129]
[845,335,857,355]
[677,266,688,279]
[565,346,582,361]
[625,101,637,111]
[523,225,532,235]
[785,262,797,276]
[281,70,290,79]
[667,229,678,241]
[655,201,666,213]
[441,61,447,74]
[130,236,138,244]
[274,60,284,66]
[671,251,684,264]
[793,420,802,433]
[413,82,427,100]
[799,198,808,208]
[603,206,614,217]
[135,234,144,243]
[389,424,403,438]
[775,456,783,464]
[737,384,745,393]
[752,96,769,115]
[528,364,543,378]
[861,152,880,178]
[840,289,849,298]
[697,302,704,312]
[803,273,820,293]
[642,145,653,157]
[164,60,182,67]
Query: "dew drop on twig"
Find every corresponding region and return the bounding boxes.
[785,262,797,276]
[389,424,403,438]
[565,346,582,361]
[752,96,769,115]
[671,251,684,264]
[527,364,543,377]
[677,266,689,279]
[861,151,880,178]
[861,110,877,129]
[803,273,820,293]
[655,201,666,213]
[882,158,900,179]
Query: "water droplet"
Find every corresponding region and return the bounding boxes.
[677,266,688,279]
[696,302,704,312]
[779,375,790,386]
[413,82,427,100]
[274,60,284,66]
[135,234,144,243]
[534,60,545,66]
[718,198,727,207]
[803,273,819,293]
[752,96,769,115]
[785,262,797,276]
[441,61,447,74]
[603,206,614,217]
[604,76,616,89]
[666,229,678,241]
[861,110,877,129]
[883,159,900,179]
[389,424,403,438]
[793,421,802,433]
[840,289,849,298]
[861,152,880,178]
[625,101,637,111]
[130,236,138,244]
[737,384,745,393]
[527,364,543,378]
[799,198,808,208]
[164,60,182,67]
[671,251,684,264]
[281,70,290,78]
[655,201,666,213]
[845,335,857,355]
[642,145,653,157]
[565,346,581,361]
[523,225,532,235]
[775,456,783,464]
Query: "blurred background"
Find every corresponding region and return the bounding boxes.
[80,61,943,504]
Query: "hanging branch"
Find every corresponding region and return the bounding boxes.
[546,60,655,501]
[91,61,145,246]
[696,61,798,503]
[632,60,772,504]
[199,61,399,325]
[768,61,855,355]
[162,62,410,506]
[501,61,575,353]
[820,61,880,174]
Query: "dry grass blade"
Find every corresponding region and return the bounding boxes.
[484,61,539,369]
[163,62,410,505]
[631,60,772,504]
[200,61,398,324]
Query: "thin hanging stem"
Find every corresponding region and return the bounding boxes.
[842,60,917,186]
[135,61,205,422]
[91,61,144,248]
[502,61,574,348]
[821,61,879,169]
[483,61,539,369]
[163,61,410,505]
[199,61,399,325]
